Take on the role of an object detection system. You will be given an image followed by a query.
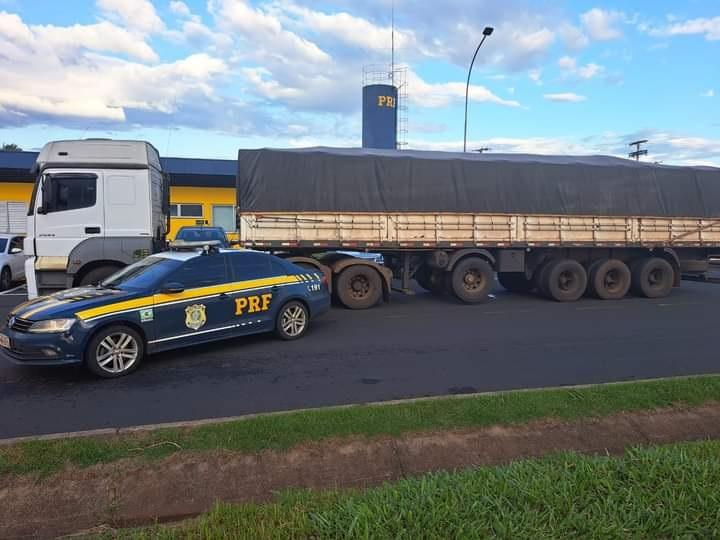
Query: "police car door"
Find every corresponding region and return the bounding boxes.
[152,254,234,346]
[227,252,287,333]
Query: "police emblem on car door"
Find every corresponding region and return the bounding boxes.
[185,304,207,330]
[152,255,234,345]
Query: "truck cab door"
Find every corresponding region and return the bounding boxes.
[32,171,105,263]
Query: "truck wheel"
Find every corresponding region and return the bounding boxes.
[85,325,144,378]
[533,261,554,298]
[631,257,674,298]
[79,265,122,287]
[0,267,10,291]
[497,272,534,293]
[415,266,445,294]
[336,266,382,309]
[275,301,309,340]
[588,259,631,300]
[449,257,493,303]
[542,259,587,302]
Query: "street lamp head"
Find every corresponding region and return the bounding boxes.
[483,26,494,36]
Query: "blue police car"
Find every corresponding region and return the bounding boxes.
[0,245,330,377]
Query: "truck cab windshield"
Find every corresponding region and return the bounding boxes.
[101,257,182,290]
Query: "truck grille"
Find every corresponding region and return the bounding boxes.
[7,317,33,333]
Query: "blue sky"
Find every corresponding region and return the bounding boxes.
[0,0,718,164]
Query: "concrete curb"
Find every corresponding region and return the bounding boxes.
[2,373,717,446]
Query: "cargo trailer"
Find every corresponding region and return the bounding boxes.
[231,147,718,308]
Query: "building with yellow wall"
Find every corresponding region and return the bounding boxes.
[0,151,237,239]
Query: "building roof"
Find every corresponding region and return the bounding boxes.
[0,150,235,187]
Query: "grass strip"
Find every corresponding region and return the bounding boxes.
[115,440,720,539]
[2,374,720,478]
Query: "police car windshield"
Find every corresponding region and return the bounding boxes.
[176,228,228,247]
[101,256,183,290]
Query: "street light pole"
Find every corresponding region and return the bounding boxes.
[463,26,494,153]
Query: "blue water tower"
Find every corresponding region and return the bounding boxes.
[362,84,398,149]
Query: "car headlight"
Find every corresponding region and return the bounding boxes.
[29,318,77,333]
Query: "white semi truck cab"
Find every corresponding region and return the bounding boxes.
[25,139,169,298]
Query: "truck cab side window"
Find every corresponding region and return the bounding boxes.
[44,176,97,213]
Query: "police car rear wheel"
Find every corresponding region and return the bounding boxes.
[86,325,144,378]
[276,301,308,340]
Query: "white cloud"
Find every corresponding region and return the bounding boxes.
[0,11,158,63]
[528,69,542,85]
[209,0,330,65]
[0,11,228,125]
[97,0,165,34]
[654,16,720,41]
[557,55,576,70]
[559,22,589,50]
[279,3,427,56]
[577,63,603,79]
[700,89,715,98]
[408,131,720,166]
[557,56,604,80]
[170,1,191,18]
[581,8,624,41]
[35,21,159,63]
[407,70,521,109]
[543,92,587,103]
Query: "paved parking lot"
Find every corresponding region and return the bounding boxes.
[1,279,719,439]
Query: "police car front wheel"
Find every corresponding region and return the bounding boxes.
[276,301,309,340]
[86,325,144,378]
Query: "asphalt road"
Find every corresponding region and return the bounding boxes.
[1,279,719,439]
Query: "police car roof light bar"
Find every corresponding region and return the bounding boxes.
[168,239,222,254]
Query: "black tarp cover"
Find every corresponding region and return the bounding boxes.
[237,147,720,218]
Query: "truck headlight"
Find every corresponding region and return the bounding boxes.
[29,318,77,333]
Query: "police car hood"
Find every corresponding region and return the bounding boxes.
[10,287,143,321]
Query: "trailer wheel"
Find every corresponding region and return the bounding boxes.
[542,259,587,302]
[587,259,631,300]
[336,265,382,309]
[533,261,554,298]
[449,257,493,303]
[415,266,445,295]
[631,257,674,298]
[497,272,534,294]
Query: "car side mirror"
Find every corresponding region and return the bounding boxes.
[10,248,22,255]
[161,282,185,294]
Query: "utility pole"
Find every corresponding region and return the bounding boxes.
[628,139,648,161]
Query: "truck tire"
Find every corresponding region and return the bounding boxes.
[449,257,493,303]
[335,265,382,309]
[79,265,122,287]
[630,257,674,298]
[587,259,631,300]
[542,259,587,302]
[533,261,554,298]
[497,272,534,294]
[0,267,10,291]
[85,324,144,378]
[415,266,445,294]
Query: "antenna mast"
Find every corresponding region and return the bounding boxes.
[391,0,395,84]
